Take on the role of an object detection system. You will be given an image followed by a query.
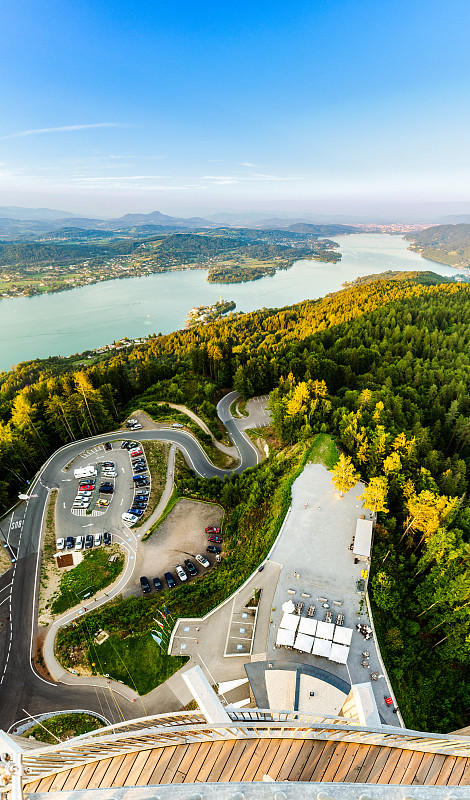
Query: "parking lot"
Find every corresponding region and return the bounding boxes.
[123,498,224,598]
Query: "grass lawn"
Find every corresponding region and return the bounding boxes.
[308,433,340,469]
[91,633,188,695]
[25,713,104,744]
[134,441,169,528]
[50,546,125,615]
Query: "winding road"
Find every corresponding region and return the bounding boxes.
[0,391,261,730]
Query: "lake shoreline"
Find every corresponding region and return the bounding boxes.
[0,234,458,373]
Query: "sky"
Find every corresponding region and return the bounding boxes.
[1,0,470,218]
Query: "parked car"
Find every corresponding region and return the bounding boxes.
[122,512,138,524]
[79,483,94,491]
[164,571,176,589]
[100,483,114,493]
[131,423,142,430]
[56,538,65,551]
[103,531,112,545]
[153,577,163,591]
[121,440,131,449]
[128,418,138,425]
[66,536,75,549]
[128,507,144,516]
[175,564,188,582]
[184,559,198,577]
[195,554,210,568]
[130,448,143,458]
[134,489,149,496]
[73,501,89,509]
[133,477,149,485]
[172,422,183,428]
[205,526,221,534]
[134,494,149,501]
[75,536,84,550]
[85,535,94,549]
[97,498,110,507]
[77,491,92,497]
[94,533,102,547]
[102,461,115,468]
[131,502,147,511]
[102,470,118,478]
[133,465,147,473]
[140,576,151,593]
[208,535,222,543]
[104,442,112,451]
[131,458,146,465]
[206,545,221,554]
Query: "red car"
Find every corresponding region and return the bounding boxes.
[205,526,221,534]
[79,483,94,491]
[208,535,222,543]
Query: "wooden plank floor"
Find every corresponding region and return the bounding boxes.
[24,738,470,793]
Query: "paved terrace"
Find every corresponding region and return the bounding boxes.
[265,463,398,725]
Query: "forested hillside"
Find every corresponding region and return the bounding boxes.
[1,271,470,730]
[406,223,470,267]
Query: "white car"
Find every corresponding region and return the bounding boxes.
[73,501,90,508]
[172,422,183,429]
[94,533,102,547]
[102,470,117,478]
[128,418,138,424]
[56,538,65,550]
[75,536,84,550]
[122,512,138,524]
[195,554,210,568]
[77,491,92,497]
[175,564,188,581]
[131,423,142,430]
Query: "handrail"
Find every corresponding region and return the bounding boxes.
[19,717,470,787]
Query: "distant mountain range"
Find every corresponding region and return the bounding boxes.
[0,208,357,240]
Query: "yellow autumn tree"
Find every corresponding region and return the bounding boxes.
[331,453,359,498]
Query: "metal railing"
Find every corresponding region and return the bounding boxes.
[15,711,470,790]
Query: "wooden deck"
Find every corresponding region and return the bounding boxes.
[24,737,470,793]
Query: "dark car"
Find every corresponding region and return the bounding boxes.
[132,502,147,510]
[140,576,151,593]
[208,535,222,543]
[102,461,115,468]
[164,571,176,589]
[132,459,146,467]
[121,440,131,449]
[85,535,94,549]
[66,536,75,549]
[129,507,144,516]
[103,531,112,545]
[100,483,114,494]
[206,545,221,554]
[133,466,147,474]
[134,494,148,501]
[184,559,198,577]
[153,577,163,591]
[133,477,149,485]
[104,442,112,451]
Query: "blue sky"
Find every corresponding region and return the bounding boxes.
[1,0,470,217]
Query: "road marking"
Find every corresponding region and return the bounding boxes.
[61,479,72,482]
[0,596,10,608]
[63,502,66,508]
[82,523,94,528]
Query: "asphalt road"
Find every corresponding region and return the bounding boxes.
[0,396,259,731]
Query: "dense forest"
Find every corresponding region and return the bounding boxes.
[1,270,470,730]
[406,223,470,268]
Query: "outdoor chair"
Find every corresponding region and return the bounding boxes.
[307,605,316,617]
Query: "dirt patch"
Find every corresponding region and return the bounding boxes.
[0,544,11,576]
[34,630,56,682]
[38,490,64,625]
[124,498,224,597]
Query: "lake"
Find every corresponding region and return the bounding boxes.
[0,234,457,372]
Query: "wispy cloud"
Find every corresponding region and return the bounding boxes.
[238,162,256,167]
[0,123,127,141]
